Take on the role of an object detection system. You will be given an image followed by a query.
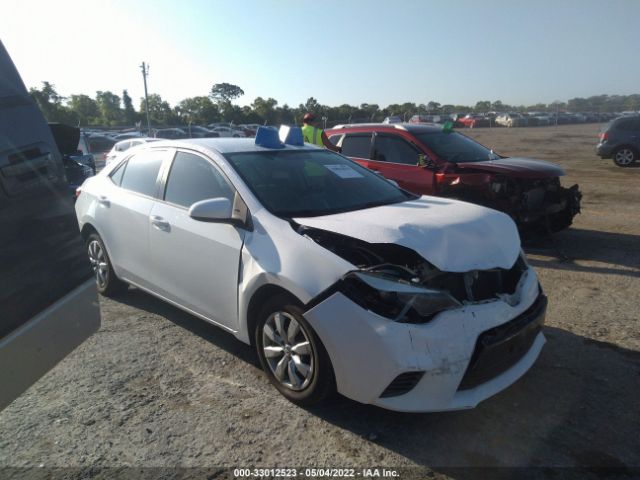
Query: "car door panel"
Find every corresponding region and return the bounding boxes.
[148,150,245,329]
[95,149,168,288]
[372,134,436,195]
[148,202,245,328]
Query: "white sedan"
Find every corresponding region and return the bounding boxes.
[75,127,546,412]
[104,137,161,166]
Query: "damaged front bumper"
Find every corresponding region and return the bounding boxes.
[515,184,582,234]
[303,266,545,412]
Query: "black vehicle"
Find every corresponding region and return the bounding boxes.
[596,115,640,167]
[0,40,100,410]
[185,125,220,138]
[49,123,96,197]
[154,127,188,139]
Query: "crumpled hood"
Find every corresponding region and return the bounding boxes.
[456,157,565,179]
[294,196,521,272]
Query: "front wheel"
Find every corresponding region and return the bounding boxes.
[86,233,128,296]
[612,147,637,167]
[255,295,335,406]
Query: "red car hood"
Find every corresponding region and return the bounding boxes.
[455,157,565,178]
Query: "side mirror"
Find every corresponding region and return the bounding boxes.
[189,194,253,230]
[417,154,434,168]
[189,198,232,222]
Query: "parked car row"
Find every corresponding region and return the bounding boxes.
[407,111,632,128]
[75,126,548,412]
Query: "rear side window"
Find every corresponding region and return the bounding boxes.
[109,161,126,185]
[164,152,233,208]
[341,134,372,158]
[119,150,164,197]
[373,135,419,165]
[615,118,640,131]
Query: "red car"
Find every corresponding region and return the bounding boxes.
[327,123,581,233]
[456,114,491,128]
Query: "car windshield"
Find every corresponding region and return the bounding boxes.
[225,150,412,217]
[414,131,500,163]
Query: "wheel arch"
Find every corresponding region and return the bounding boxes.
[613,144,638,155]
[245,284,303,347]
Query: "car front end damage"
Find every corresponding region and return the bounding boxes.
[437,172,581,234]
[297,226,546,412]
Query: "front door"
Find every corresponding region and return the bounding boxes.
[370,133,435,195]
[148,150,245,330]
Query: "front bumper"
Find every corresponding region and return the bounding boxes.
[304,267,545,412]
[516,184,582,234]
[596,142,613,158]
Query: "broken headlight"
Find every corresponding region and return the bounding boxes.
[342,271,461,323]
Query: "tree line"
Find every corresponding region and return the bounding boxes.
[29,81,640,128]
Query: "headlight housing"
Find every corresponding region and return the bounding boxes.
[341,271,461,323]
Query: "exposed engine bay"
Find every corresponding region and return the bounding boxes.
[441,174,582,235]
[297,224,528,323]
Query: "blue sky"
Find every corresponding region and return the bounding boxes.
[2,0,638,108]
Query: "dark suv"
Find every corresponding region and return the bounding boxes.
[0,41,100,410]
[596,115,640,167]
[327,123,581,234]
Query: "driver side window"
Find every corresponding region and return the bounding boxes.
[164,151,234,208]
[373,135,420,165]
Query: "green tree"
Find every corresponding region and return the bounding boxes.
[68,94,99,125]
[29,81,73,123]
[474,100,491,112]
[140,93,175,125]
[209,83,245,103]
[177,96,219,124]
[122,90,137,125]
[251,97,278,124]
[427,101,441,113]
[95,91,122,125]
[209,83,244,121]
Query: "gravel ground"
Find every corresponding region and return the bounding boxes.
[1,124,639,479]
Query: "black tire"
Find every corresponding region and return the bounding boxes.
[85,233,128,296]
[255,294,335,406]
[612,146,637,167]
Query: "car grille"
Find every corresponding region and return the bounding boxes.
[380,371,425,398]
[458,293,547,391]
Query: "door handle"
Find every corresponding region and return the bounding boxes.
[98,195,110,207]
[150,215,170,231]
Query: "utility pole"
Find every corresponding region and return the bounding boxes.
[140,62,151,134]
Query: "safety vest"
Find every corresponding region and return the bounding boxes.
[301,124,324,147]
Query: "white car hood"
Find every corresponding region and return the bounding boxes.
[294,196,521,272]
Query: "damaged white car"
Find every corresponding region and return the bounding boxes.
[75,127,547,412]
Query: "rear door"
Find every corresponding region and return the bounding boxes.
[371,133,435,194]
[148,150,245,329]
[0,41,99,410]
[95,148,169,288]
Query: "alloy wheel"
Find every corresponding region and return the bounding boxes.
[614,149,635,166]
[87,240,108,289]
[262,311,314,391]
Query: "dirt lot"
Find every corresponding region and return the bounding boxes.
[1,124,638,479]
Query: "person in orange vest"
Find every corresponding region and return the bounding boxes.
[301,113,340,152]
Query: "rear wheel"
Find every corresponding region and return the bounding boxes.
[86,233,128,296]
[612,147,637,167]
[255,294,335,406]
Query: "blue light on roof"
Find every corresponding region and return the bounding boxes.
[255,126,284,149]
[279,125,304,146]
